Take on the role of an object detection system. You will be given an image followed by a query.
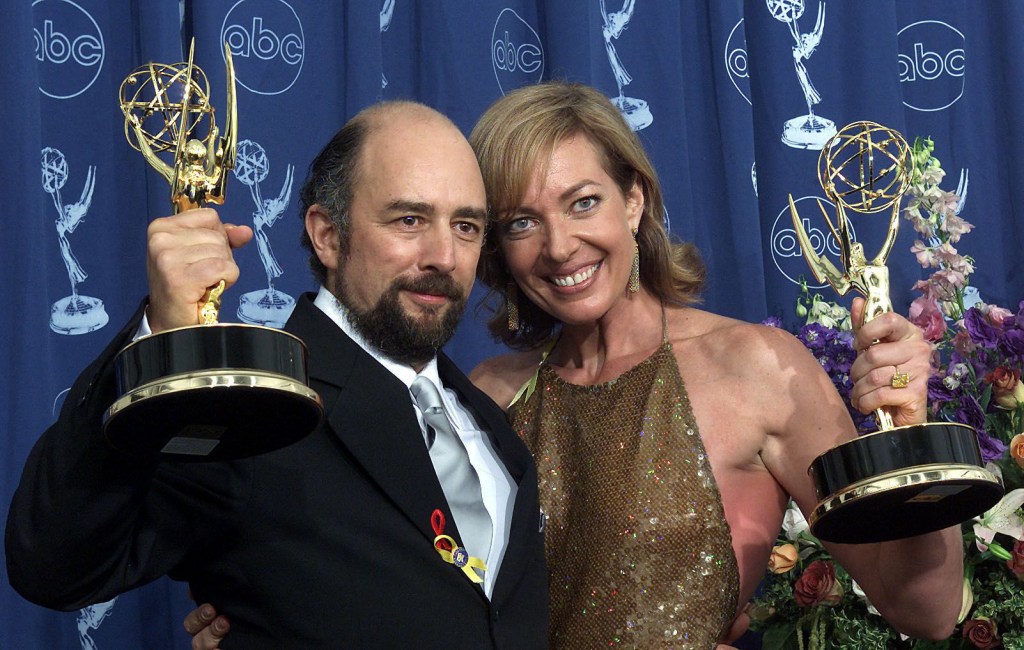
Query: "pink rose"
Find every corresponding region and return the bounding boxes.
[793,560,843,607]
[909,296,948,343]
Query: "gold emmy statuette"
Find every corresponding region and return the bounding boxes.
[789,121,1001,543]
[105,40,322,461]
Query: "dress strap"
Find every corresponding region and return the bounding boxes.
[508,337,557,410]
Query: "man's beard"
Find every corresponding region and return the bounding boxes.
[335,272,467,366]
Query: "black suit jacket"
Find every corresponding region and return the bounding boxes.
[6,294,548,648]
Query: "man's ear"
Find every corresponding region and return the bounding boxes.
[305,205,340,271]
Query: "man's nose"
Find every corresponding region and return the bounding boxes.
[420,221,457,273]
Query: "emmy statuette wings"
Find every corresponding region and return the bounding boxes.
[788,121,1001,543]
[106,40,322,460]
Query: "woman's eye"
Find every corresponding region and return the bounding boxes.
[505,217,534,234]
[573,196,598,212]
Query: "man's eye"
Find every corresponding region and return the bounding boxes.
[455,222,481,236]
[399,216,419,226]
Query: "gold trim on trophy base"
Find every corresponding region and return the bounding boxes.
[809,463,1002,543]
[810,463,996,523]
[103,367,323,460]
[105,368,321,420]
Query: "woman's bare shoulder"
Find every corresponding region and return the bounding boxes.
[668,307,813,373]
[469,349,548,412]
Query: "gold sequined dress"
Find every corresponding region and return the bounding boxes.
[510,342,739,649]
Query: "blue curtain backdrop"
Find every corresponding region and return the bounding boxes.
[3,0,1023,646]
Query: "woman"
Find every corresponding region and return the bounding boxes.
[467,82,960,648]
[188,82,962,648]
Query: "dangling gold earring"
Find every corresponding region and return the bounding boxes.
[628,228,640,293]
[507,282,520,331]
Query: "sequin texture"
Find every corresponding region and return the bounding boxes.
[512,343,739,649]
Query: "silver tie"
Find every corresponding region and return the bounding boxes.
[411,376,492,564]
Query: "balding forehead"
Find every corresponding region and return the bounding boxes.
[361,101,458,133]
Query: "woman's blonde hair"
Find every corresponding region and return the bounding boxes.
[470,81,705,348]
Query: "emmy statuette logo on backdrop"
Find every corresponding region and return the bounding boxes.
[788,121,1001,543]
[600,0,651,131]
[233,140,296,327]
[106,40,321,460]
[380,0,395,89]
[766,0,836,150]
[42,147,108,334]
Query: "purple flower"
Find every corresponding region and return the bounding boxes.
[956,394,987,431]
[928,374,957,404]
[949,395,1007,463]
[964,308,1001,348]
[798,323,839,351]
[998,328,1024,361]
[762,316,783,329]
[1014,299,1024,330]
[977,430,1009,464]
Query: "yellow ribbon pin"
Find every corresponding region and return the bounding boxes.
[433,534,486,584]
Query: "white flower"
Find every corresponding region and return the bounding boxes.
[782,501,809,541]
[972,488,1024,551]
[851,579,881,616]
[806,298,852,331]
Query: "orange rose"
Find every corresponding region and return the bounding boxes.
[1011,433,1024,469]
[793,560,843,607]
[767,543,798,574]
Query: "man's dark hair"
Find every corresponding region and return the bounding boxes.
[298,116,370,286]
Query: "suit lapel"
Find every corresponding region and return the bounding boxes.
[286,296,538,599]
[286,296,454,549]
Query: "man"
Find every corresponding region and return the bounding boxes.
[6,102,549,648]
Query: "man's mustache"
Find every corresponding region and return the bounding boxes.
[396,273,464,302]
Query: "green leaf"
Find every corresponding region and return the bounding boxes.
[761,622,802,650]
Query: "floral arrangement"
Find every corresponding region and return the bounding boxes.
[750,138,1024,649]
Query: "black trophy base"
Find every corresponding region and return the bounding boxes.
[103,323,322,461]
[808,422,1003,544]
